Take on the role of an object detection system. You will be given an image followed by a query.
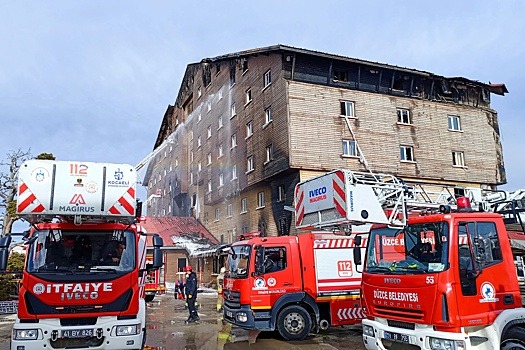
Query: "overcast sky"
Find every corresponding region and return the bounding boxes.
[1,1,524,199]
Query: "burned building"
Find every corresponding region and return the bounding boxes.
[144,45,507,241]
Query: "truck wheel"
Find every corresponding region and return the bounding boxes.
[276,305,312,341]
[145,295,155,302]
[502,327,525,350]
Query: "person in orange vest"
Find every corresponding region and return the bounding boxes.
[216,267,225,312]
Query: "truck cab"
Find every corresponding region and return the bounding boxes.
[360,198,525,350]
[223,235,306,338]
[0,160,164,350]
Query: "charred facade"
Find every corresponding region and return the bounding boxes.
[144,45,507,241]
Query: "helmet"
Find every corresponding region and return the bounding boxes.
[184,265,193,272]
[220,267,226,274]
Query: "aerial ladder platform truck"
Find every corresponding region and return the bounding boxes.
[355,180,525,349]
[222,169,409,340]
[0,159,163,350]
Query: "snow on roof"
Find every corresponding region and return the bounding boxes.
[171,235,215,256]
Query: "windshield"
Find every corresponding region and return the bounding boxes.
[27,229,136,274]
[226,245,251,278]
[365,222,449,274]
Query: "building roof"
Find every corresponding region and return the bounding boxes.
[137,216,220,254]
[198,44,507,95]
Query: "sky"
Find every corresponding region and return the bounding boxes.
[1,1,524,210]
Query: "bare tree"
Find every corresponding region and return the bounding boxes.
[0,149,31,235]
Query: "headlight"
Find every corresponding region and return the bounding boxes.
[116,324,140,336]
[14,329,38,340]
[429,337,465,350]
[362,324,374,337]
[236,312,248,323]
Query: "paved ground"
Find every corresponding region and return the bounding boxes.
[146,291,365,349]
[0,292,366,350]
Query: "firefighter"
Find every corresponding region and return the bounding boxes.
[174,279,185,300]
[216,267,225,312]
[184,265,199,323]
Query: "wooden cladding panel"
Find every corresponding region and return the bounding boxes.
[288,81,503,184]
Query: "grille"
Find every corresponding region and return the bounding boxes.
[223,290,240,309]
[387,319,415,330]
[374,305,424,321]
[60,318,97,327]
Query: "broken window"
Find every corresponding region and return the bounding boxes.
[203,64,212,87]
[230,67,236,87]
[340,101,355,117]
[334,70,348,82]
[277,185,286,202]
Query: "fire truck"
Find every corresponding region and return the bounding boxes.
[0,160,163,350]
[356,182,525,349]
[222,169,409,340]
[144,255,166,302]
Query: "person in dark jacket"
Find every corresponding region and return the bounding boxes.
[184,265,199,323]
[174,279,185,300]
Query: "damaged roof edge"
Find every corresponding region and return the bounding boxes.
[488,83,509,96]
[201,44,506,93]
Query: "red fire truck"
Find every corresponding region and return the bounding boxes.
[144,255,166,302]
[223,170,408,340]
[357,190,525,349]
[0,160,163,350]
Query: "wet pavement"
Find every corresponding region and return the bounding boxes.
[146,291,365,349]
[0,292,366,350]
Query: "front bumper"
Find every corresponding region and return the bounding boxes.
[223,304,273,331]
[11,316,145,350]
[362,318,471,350]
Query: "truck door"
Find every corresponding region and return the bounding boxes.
[250,244,299,310]
[455,221,509,325]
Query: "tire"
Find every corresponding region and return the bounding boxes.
[276,305,312,341]
[502,327,525,350]
[145,294,155,302]
[503,342,525,350]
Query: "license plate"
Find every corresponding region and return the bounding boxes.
[225,311,233,318]
[383,331,409,343]
[61,328,94,338]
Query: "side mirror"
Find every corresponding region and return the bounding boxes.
[152,234,163,248]
[353,234,362,266]
[151,234,163,270]
[353,247,362,266]
[0,235,13,272]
